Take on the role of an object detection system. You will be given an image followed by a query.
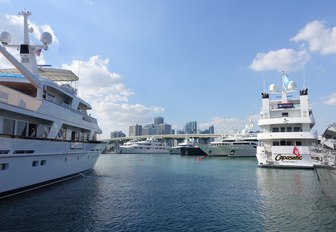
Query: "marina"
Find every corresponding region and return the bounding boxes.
[1,3,336,232]
[1,153,336,231]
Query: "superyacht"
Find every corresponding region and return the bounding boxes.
[256,72,319,168]
[170,138,196,155]
[117,138,170,154]
[199,124,257,157]
[0,11,106,198]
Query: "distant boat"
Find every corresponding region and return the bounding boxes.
[117,137,170,154]
[0,11,106,199]
[170,138,197,155]
[256,72,320,168]
[199,123,257,157]
[312,124,336,205]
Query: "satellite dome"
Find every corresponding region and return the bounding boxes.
[287,81,297,91]
[0,31,12,44]
[269,83,277,92]
[40,32,52,45]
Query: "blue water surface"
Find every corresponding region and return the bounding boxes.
[1,154,335,231]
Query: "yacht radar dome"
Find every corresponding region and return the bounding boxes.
[287,81,297,91]
[269,83,277,92]
[40,32,52,45]
[0,31,12,44]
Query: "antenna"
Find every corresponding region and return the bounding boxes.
[302,67,306,89]
[262,72,265,92]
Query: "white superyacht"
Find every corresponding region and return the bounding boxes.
[256,72,318,168]
[199,124,257,157]
[117,137,170,154]
[0,11,106,198]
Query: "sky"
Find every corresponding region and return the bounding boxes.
[1,0,336,139]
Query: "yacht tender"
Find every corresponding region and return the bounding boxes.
[0,11,106,198]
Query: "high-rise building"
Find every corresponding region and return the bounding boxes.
[129,124,142,136]
[142,124,158,135]
[199,125,215,134]
[158,123,172,135]
[154,116,164,125]
[184,121,197,134]
[110,131,126,138]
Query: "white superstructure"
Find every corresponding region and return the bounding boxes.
[256,72,318,168]
[0,11,106,198]
[117,138,170,154]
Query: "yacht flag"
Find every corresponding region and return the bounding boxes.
[292,144,300,157]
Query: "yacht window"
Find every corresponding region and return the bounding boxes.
[32,160,39,167]
[273,141,280,146]
[272,128,279,132]
[28,123,37,137]
[287,127,292,132]
[40,160,47,166]
[16,121,27,136]
[0,163,9,170]
[294,127,300,132]
[280,140,286,146]
[280,127,285,132]
[46,94,55,102]
[62,101,70,108]
[295,141,302,146]
[3,118,15,135]
[286,141,292,146]
[282,112,289,117]
[71,131,76,141]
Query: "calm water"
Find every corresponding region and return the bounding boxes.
[1,154,336,231]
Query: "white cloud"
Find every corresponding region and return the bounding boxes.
[0,12,163,138]
[324,93,336,105]
[292,20,336,55]
[249,48,309,72]
[62,56,164,138]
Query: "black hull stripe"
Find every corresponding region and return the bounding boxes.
[0,168,93,200]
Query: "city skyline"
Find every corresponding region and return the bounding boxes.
[126,116,214,138]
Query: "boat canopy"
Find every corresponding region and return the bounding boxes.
[0,67,79,82]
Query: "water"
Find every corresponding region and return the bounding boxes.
[1,154,336,231]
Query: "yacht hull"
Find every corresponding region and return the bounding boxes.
[256,146,314,168]
[117,148,169,154]
[0,136,105,198]
[315,165,336,205]
[199,144,256,157]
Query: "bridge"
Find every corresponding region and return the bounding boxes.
[106,133,222,142]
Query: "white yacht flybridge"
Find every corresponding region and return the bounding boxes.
[256,72,319,168]
[0,11,106,198]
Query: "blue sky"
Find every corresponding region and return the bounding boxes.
[2,0,336,138]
